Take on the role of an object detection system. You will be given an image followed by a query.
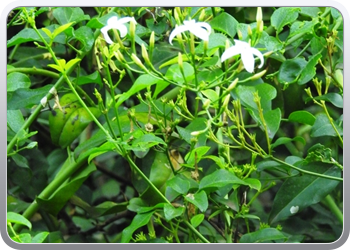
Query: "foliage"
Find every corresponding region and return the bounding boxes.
[7,7,343,243]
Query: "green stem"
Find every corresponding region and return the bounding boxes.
[183,220,210,243]
[125,154,170,205]
[7,67,60,78]
[270,156,343,181]
[322,194,343,225]
[13,154,88,232]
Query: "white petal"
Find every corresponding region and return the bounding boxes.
[101,26,114,44]
[241,50,255,73]
[106,16,121,26]
[118,16,136,25]
[233,39,249,48]
[197,22,212,34]
[117,24,128,38]
[190,26,210,41]
[169,25,189,44]
[250,47,264,68]
[221,46,242,62]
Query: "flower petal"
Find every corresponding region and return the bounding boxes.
[106,16,120,26]
[169,25,189,44]
[197,22,212,35]
[117,17,136,25]
[241,50,255,73]
[189,26,210,41]
[250,47,264,68]
[117,24,128,38]
[221,46,242,62]
[101,26,114,44]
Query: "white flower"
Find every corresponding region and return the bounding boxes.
[169,19,211,45]
[221,40,264,73]
[101,16,136,44]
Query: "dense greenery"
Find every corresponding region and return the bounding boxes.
[7,7,343,243]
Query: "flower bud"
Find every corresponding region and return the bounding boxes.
[247,25,253,39]
[129,18,136,40]
[178,52,184,70]
[199,9,206,22]
[141,43,151,66]
[222,94,230,109]
[131,53,148,72]
[114,50,126,63]
[334,69,343,89]
[227,78,239,92]
[250,69,267,80]
[202,98,211,109]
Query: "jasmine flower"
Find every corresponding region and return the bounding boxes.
[221,40,264,73]
[101,16,136,44]
[169,19,211,45]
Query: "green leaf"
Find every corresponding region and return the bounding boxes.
[167,175,190,194]
[310,113,343,137]
[176,117,208,146]
[11,153,30,169]
[7,110,25,133]
[210,12,238,38]
[36,163,96,216]
[52,7,90,25]
[185,190,208,212]
[49,93,101,148]
[260,32,283,52]
[121,211,154,243]
[65,58,81,71]
[233,83,277,112]
[305,143,342,168]
[314,93,343,108]
[41,27,52,39]
[165,62,195,84]
[243,178,261,191]
[70,195,128,218]
[199,169,247,191]
[7,72,31,91]
[76,71,102,87]
[300,7,321,18]
[73,26,95,52]
[184,146,210,166]
[271,136,306,149]
[86,12,117,29]
[191,214,205,228]
[87,141,116,164]
[240,228,288,243]
[129,134,167,151]
[7,28,42,47]
[278,58,307,84]
[11,233,32,243]
[31,232,49,243]
[298,54,322,85]
[288,110,316,125]
[52,22,75,39]
[7,212,32,230]
[195,33,231,54]
[271,7,300,34]
[263,108,281,139]
[164,203,185,221]
[269,162,341,224]
[116,74,159,107]
[7,26,66,47]
[201,89,219,103]
[202,155,228,169]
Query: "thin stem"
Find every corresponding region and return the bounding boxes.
[322,194,343,225]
